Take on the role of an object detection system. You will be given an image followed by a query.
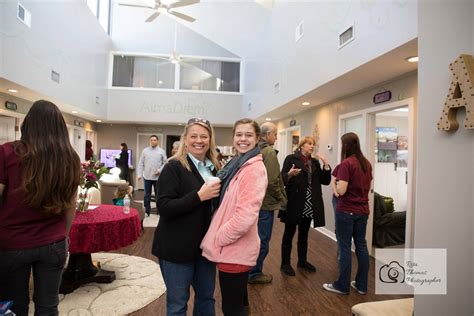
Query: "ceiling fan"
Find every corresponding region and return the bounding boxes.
[119,0,199,23]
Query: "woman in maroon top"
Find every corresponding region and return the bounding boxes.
[323,132,373,295]
[0,100,81,315]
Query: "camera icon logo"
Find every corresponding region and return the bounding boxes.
[379,261,405,284]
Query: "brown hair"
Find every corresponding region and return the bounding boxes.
[115,184,130,199]
[15,100,81,215]
[340,132,370,173]
[173,121,221,172]
[232,118,261,137]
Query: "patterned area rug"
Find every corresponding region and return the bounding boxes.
[143,214,159,228]
[29,253,165,315]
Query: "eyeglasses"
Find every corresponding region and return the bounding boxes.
[187,118,211,127]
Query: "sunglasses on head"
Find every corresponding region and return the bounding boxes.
[187,118,211,127]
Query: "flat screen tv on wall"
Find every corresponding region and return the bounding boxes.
[99,149,132,168]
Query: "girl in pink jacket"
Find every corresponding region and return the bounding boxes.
[201,118,268,316]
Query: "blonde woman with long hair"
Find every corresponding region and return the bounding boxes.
[151,118,221,316]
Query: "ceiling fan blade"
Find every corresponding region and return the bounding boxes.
[168,10,195,22]
[168,0,199,9]
[118,3,153,8]
[145,11,161,22]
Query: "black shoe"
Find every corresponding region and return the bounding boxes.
[280,264,296,276]
[297,261,316,272]
[146,211,151,217]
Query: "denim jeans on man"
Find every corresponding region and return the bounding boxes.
[333,211,369,293]
[249,209,274,279]
[159,256,216,316]
[0,239,67,316]
[144,179,158,215]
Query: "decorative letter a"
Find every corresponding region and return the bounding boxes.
[437,54,474,131]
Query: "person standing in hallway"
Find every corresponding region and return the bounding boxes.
[279,136,331,276]
[115,142,129,182]
[323,132,372,295]
[85,139,94,161]
[248,122,287,284]
[137,135,167,216]
[0,100,81,315]
[152,118,221,316]
[201,119,267,316]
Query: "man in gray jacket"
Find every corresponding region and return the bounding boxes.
[248,122,287,284]
[137,135,167,216]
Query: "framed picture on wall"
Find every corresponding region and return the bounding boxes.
[376,127,398,162]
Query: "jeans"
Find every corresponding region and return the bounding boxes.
[248,210,274,279]
[333,211,369,293]
[159,256,216,316]
[144,179,158,214]
[281,217,312,265]
[219,270,249,316]
[0,239,67,316]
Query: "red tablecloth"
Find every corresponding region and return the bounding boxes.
[69,205,141,254]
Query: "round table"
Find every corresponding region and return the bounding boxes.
[60,205,142,294]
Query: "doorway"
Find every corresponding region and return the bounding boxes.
[275,125,301,166]
[338,98,415,254]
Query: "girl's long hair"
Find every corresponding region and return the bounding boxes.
[173,121,221,172]
[340,132,370,173]
[15,100,81,215]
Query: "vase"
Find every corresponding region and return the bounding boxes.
[77,188,90,213]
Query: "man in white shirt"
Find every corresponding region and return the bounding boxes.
[137,135,167,216]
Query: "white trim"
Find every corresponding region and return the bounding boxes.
[108,86,243,96]
[315,227,337,243]
[110,51,241,63]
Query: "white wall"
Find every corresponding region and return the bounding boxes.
[107,89,242,125]
[275,73,417,234]
[415,0,473,314]
[243,0,417,119]
[111,5,238,58]
[0,0,4,77]
[0,0,112,117]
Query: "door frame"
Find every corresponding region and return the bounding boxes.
[337,97,416,253]
[275,125,301,166]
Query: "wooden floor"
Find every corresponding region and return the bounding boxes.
[113,220,410,316]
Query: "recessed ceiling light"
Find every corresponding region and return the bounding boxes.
[178,123,184,126]
[406,56,419,63]
[96,119,102,123]
[393,108,409,112]
[72,110,78,114]
[265,118,272,121]
[7,89,18,93]
[302,101,310,106]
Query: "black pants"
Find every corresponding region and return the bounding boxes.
[219,270,249,316]
[281,217,312,265]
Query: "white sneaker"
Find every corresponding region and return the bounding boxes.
[350,281,367,295]
[323,283,348,295]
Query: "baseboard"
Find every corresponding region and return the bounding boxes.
[315,227,337,242]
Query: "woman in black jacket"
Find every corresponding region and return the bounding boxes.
[115,143,129,181]
[280,136,331,276]
[151,118,221,316]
